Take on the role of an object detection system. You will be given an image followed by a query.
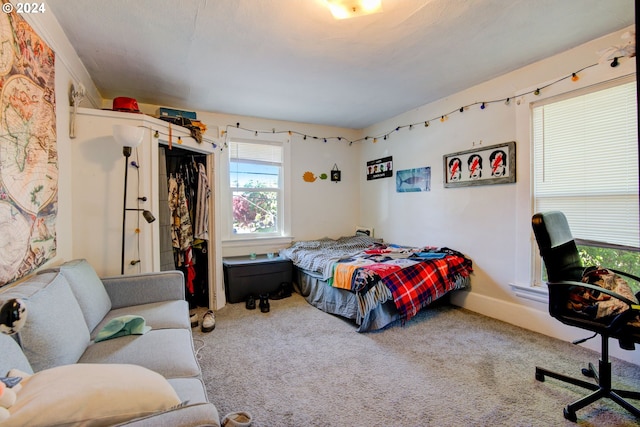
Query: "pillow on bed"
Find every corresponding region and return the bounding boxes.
[355,226,373,237]
[5,363,181,427]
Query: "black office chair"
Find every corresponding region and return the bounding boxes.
[531,211,640,422]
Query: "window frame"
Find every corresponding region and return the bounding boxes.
[530,75,639,286]
[221,128,291,244]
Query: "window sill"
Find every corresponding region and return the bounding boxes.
[222,236,293,249]
[510,283,549,304]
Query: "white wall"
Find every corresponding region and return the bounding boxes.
[20,10,101,268]
[359,27,638,365]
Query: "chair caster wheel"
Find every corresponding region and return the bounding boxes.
[535,371,545,382]
[563,407,577,422]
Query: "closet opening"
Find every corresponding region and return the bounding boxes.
[159,144,213,311]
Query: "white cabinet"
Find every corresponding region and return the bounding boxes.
[72,108,222,308]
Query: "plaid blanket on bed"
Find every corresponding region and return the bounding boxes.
[383,251,472,321]
[329,248,472,323]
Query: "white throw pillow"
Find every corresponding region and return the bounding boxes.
[5,363,181,427]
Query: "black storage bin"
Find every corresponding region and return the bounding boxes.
[223,255,293,303]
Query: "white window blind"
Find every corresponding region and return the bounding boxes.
[229,139,283,190]
[229,140,283,165]
[532,78,639,248]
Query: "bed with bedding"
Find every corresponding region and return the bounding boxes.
[279,235,473,332]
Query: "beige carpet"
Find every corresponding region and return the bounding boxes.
[192,293,640,426]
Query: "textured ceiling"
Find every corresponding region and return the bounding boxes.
[49,0,634,129]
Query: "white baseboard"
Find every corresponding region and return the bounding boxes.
[450,290,639,366]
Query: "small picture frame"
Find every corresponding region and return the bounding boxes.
[366,156,393,180]
[331,168,341,182]
[443,141,516,188]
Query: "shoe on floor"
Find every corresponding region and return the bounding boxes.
[259,294,270,313]
[245,294,256,310]
[201,310,215,332]
[221,411,252,427]
[190,312,198,328]
[269,282,292,300]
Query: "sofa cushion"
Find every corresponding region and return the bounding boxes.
[102,271,186,309]
[0,334,33,376]
[120,403,221,427]
[8,272,91,372]
[5,363,181,427]
[167,377,211,405]
[59,259,112,332]
[90,300,190,339]
[80,329,201,378]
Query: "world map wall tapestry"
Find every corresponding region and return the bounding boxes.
[0,3,57,286]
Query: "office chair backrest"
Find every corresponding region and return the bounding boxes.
[532,211,584,283]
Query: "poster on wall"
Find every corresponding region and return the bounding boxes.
[0,2,57,286]
[366,156,393,180]
[443,141,515,188]
[396,167,431,192]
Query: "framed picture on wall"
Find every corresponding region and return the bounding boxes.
[443,141,516,188]
[366,156,393,180]
[396,167,431,192]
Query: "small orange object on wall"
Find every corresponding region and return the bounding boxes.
[302,171,317,182]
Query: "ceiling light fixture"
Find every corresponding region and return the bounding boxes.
[325,0,383,20]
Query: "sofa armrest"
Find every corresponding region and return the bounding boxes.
[118,402,220,427]
[102,271,186,309]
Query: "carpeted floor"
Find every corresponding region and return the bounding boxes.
[192,293,640,426]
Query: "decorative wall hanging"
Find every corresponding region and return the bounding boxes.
[366,156,393,180]
[396,167,431,192]
[443,141,516,188]
[302,171,317,182]
[331,164,341,182]
[0,2,57,286]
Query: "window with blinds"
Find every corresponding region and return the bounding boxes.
[532,77,639,249]
[229,139,283,235]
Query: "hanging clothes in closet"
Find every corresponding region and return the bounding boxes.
[164,148,210,308]
[194,162,210,241]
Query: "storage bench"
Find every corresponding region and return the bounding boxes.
[223,255,293,303]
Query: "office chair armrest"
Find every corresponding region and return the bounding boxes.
[549,280,638,308]
[549,280,639,332]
